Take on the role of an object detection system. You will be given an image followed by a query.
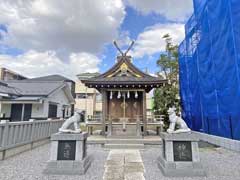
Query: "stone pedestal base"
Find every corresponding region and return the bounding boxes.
[108,121,142,138]
[158,132,206,177]
[45,156,91,175]
[44,132,91,175]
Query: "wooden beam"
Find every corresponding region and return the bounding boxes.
[101,90,107,136]
[142,91,147,135]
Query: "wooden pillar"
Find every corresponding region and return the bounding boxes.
[101,90,107,136]
[92,89,97,117]
[142,91,147,135]
[136,116,141,137]
[108,115,112,137]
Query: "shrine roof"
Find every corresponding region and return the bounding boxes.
[82,55,167,88]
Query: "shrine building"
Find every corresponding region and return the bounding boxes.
[83,52,166,137]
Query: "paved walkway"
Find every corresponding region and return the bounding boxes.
[103,150,145,180]
[0,143,240,180]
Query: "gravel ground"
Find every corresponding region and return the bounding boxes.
[0,144,109,180]
[0,143,240,180]
[141,146,240,180]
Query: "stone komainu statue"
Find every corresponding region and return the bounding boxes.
[59,111,83,133]
[167,107,191,133]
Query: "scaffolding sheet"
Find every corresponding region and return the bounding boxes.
[179,0,240,140]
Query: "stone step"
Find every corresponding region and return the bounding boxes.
[104,143,144,149]
[87,135,162,145]
[108,136,142,139]
[105,139,154,144]
[106,139,142,144]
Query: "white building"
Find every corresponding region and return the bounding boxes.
[0,78,75,121]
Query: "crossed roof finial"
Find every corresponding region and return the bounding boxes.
[113,40,135,56]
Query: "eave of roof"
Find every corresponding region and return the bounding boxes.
[85,81,166,93]
[0,96,43,104]
[84,78,166,84]
[12,96,43,101]
[82,56,167,87]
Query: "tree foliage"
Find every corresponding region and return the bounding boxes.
[153,34,180,128]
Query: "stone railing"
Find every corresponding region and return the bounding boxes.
[193,131,240,152]
[0,119,64,160]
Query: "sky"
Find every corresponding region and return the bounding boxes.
[0,0,193,80]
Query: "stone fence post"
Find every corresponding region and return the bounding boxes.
[1,120,9,149]
[49,120,53,136]
[29,119,36,142]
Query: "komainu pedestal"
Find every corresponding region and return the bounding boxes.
[44,132,91,175]
[158,132,206,177]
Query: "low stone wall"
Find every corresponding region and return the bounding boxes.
[0,119,64,160]
[193,131,240,152]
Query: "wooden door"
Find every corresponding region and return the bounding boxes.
[48,104,58,118]
[11,104,22,122]
[107,91,143,122]
[23,104,32,121]
[125,92,143,121]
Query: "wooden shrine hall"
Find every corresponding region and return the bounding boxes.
[83,42,166,137]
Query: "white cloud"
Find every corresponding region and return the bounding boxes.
[0,0,124,79]
[0,0,188,79]
[115,31,132,48]
[131,23,185,58]
[126,0,193,21]
[0,50,101,80]
[0,0,125,55]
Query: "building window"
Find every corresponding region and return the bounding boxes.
[76,93,88,99]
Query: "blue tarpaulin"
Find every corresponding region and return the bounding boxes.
[179,0,240,140]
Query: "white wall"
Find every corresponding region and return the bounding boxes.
[0,103,45,120]
[31,100,51,119]
[31,103,45,118]
[0,87,73,120]
[1,104,11,118]
[46,88,72,118]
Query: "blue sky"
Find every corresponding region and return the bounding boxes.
[0,0,193,79]
[102,6,169,73]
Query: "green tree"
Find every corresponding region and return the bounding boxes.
[153,34,180,129]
